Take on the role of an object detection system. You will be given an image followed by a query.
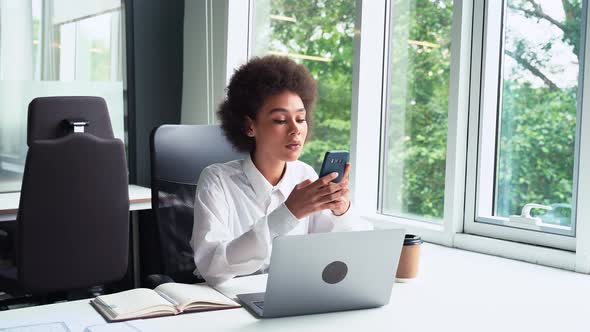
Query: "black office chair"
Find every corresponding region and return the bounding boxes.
[0,96,129,305]
[147,125,245,287]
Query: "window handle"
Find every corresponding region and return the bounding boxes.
[509,203,552,225]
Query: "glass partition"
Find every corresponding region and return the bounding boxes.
[0,0,124,193]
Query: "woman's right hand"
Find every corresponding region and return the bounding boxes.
[284,172,348,219]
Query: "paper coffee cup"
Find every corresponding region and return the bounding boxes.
[395,234,423,282]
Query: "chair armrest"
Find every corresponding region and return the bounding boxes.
[144,274,175,289]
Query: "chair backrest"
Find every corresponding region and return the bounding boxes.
[150,124,245,283]
[17,96,129,293]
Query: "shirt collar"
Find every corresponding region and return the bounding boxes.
[243,154,296,202]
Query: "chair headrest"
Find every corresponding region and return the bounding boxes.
[27,96,115,146]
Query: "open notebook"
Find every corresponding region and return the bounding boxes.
[90,283,241,322]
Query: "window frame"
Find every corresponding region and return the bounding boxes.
[353,0,472,247]
[463,0,588,251]
[573,0,590,273]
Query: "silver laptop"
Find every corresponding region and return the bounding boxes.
[237,229,405,318]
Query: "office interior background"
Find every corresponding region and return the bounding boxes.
[1,0,590,287]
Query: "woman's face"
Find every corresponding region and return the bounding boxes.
[247,90,308,162]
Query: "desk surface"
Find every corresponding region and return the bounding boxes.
[1,243,589,332]
[0,184,151,221]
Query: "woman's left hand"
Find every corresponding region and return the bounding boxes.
[329,163,351,216]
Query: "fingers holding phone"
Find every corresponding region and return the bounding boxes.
[318,151,351,215]
[285,172,338,219]
[285,152,352,219]
[329,163,351,216]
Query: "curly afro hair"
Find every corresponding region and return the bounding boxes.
[217,55,317,152]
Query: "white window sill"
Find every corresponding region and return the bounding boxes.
[363,214,580,273]
[453,233,576,271]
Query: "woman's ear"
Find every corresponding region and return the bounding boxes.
[245,116,255,137]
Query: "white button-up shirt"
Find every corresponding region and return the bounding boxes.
[190,155,372,285]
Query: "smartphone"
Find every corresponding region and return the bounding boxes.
[319,151,349,183]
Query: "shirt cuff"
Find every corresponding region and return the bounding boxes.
[267,203,300,238]
[330,202,373,232]
[332,201,352,216]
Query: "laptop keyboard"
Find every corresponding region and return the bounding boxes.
[253,301,265,310]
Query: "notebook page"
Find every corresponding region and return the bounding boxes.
[154,283,238,311]
[94,288,176,318]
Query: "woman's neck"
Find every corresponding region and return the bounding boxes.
[251,152,286,186]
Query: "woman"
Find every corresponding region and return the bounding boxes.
[190,56,372,286]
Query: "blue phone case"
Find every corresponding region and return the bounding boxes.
[319,151,349,183]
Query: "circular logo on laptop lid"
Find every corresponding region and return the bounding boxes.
[322,261,348,284]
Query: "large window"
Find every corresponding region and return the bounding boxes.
[251,0,356,171]
[465,0,584,249]
[0,0,124,193]
[380,0,454,222]
[244,0,590,269]
[240,0,590,267]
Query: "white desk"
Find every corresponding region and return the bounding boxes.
[0,185,152,287]
[1,243,588,332]
[0,184,152,222]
